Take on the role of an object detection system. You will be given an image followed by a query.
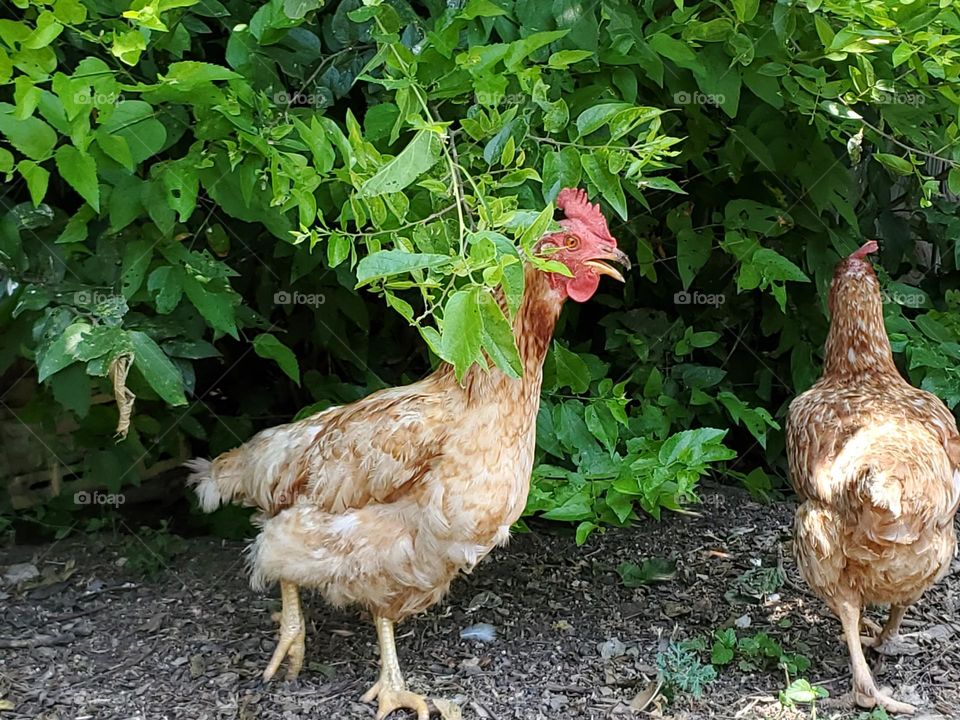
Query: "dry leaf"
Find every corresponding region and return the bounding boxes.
[629,678,662,712]
[432,698,462,720]
[109,352,135,439]
[0,699,14,712]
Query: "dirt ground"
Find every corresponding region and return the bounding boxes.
[2,486,959,720]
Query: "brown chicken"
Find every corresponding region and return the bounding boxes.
[186,188,629,719]
[787,240,960,714]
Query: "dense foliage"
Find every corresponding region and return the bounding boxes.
[1,0,958,541]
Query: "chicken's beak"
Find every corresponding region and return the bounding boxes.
[584,248,631,283]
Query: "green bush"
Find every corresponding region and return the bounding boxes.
[1,0,958,540]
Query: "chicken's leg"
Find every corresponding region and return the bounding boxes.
[263,580,306,681]
[861,605,921,656]
[838,600,916,714]
[361,616,430,720]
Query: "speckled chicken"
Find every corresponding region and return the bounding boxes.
[186,188,628,719]
[787,240,960,715]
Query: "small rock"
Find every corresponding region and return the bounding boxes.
[734,614,752,629]
[466,591,502,612]
[3,563,38,586]
[599,638,626,659]
[458,657,481,676]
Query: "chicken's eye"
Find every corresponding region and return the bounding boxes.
[564,235,580,249]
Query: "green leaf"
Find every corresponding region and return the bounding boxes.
[253,332,301,384]
[100,101,167,164]
[553,343,590,393]
[581,153,626,220]
[732,0,759,22]
[548,50,594,68]
[0,112,57,160]
[355,250,452,285]
[17,160,49,206]
[129,330,187,406]
[576,103,632,136]
[357,130,442,198]
[873,153,914,176]
[148,266,183,313]
[948,167,960,196]
[617,558,677,587]
[441,288,483,382]
[96,132,134,171]
[55,146,100,211]
[327,232,350,268]
[38,322,90,382]
[751,248,809,282]
[503,30,568,70]
[677,228,711,289]
[182,275,238,338]
[460,0,507,19]
[478,290,522,378]
[121,239,153,298]
[49,362,91,417]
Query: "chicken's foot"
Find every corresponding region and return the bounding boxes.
[839,601,916,715]
[861,605,922,656]
[361,615,431,720]
[263,580,306,681]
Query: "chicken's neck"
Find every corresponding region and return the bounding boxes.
[822,283,899,380]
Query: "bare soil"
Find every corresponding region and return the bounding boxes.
[2,486,959,720]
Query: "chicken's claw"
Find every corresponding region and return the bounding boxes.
[262,580,306,681]
[361,680,431,720]
[853,686,916,716]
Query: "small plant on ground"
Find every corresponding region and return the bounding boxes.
[711,629,810,675]
[122,521,186,578]
[656,638,717,701]
[780,678,829,717]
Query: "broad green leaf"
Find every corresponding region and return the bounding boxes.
[253,332,301,384]
[357,130,442,197]
[129,330,187,406]
[548,50,594,68]
[182,274,238,338]
[576,103,632,136]
[441,288,482,381]
[55,146,100,211]
[503,30,568,70]
[147,266,183,313]
[355,250,452,285]
[0,112,57,160]
[18,160,49,205]
[873,153,914,176]
[581,153,627,220]
[732,0,759,22]
[327,232,350,268]
[38,322,90,382]
[121,239,153,298]
[553,343,590,393]
[478,290,522,378]
[677,228,711,289]
[49,362,91,417]
[751,248,809,282]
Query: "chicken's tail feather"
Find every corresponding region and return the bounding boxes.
[186,454,248,512]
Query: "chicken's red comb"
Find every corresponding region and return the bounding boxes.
[850,240,878,260]
[557,188,615,243]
